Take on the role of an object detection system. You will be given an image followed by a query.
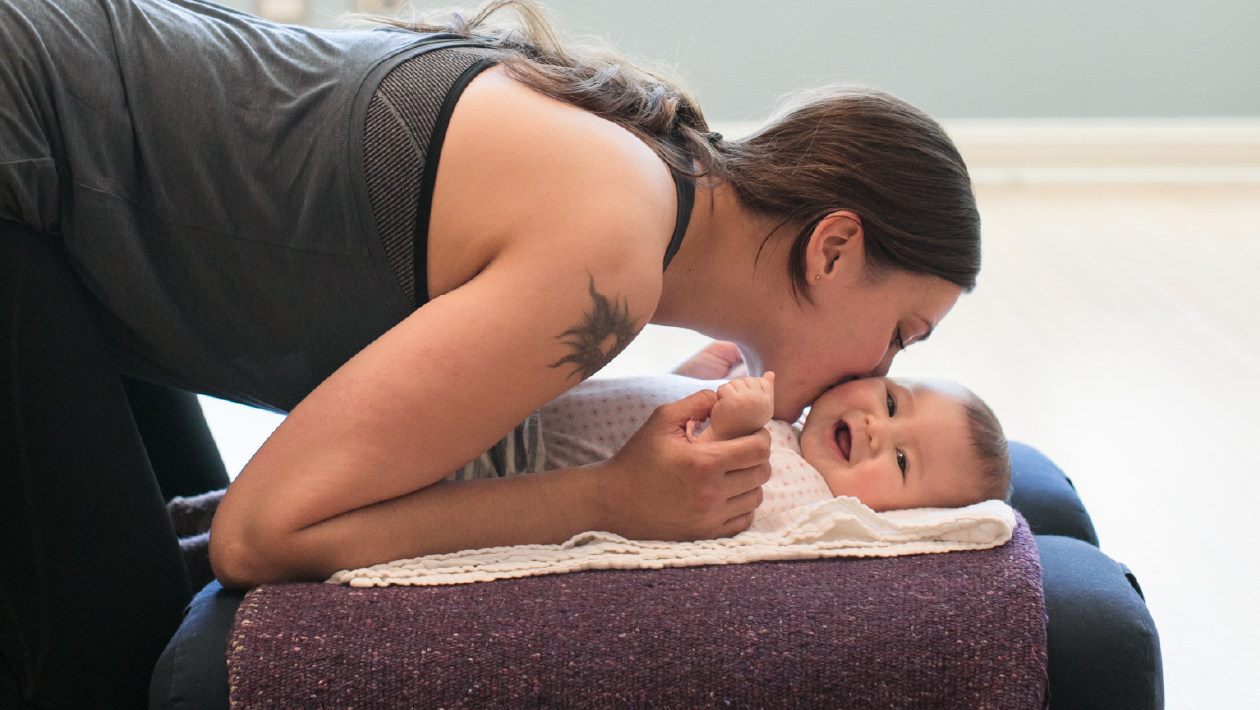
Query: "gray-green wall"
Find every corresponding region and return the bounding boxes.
[219,0,1260,120]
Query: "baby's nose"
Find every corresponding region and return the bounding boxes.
[864,414,883,448]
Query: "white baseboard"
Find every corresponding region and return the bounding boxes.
[710,119,1260,184]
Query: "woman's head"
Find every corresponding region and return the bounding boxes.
[706,88,981,417]
[722,86,981,298]
[742,238,965,420]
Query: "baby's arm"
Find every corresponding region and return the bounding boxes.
[694,373,775,442]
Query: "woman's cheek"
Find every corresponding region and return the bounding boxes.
[859,338,896,378]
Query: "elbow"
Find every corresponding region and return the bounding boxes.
[209,484,347,587]
[208,478,322,588]
[208,508,307,589]
[209,520,270,589]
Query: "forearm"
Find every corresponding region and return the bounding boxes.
[211,390,775,588]
[211,464,609,587]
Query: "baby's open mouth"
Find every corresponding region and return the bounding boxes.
[835,423,851,462]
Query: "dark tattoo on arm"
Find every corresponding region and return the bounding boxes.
[550,276,639,381]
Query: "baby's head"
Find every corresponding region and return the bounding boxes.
[798,377,1010,512]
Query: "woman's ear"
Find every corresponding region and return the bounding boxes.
[805,211,865,283]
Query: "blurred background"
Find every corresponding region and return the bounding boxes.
[199,2,1260,707]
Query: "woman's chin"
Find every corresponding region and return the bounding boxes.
[773,401,805,422]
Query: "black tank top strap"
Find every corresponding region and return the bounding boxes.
[365,49,695,309]
[363,47,497,309]
[412,56,499,307]
[663,172,694,271]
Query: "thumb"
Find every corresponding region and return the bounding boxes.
[652,389,719,427]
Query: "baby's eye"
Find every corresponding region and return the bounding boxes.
[886,391,897,417]
[896,450,907,477]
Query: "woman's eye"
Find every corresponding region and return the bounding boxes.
[886,391,897,416]
[891,327,906,350]
[897,450,907,476]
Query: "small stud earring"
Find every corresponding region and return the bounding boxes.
[815,274,821,281]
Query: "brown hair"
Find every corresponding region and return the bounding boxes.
[962,394,1012,505]
[365,1,981,298]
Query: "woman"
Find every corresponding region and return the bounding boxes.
[0,0,978,706]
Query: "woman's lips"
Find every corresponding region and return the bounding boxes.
[835,423,851,462]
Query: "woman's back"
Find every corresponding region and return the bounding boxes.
[2,0,427,408]
[1,0,685,412]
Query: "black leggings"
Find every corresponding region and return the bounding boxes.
[1,220,229,709]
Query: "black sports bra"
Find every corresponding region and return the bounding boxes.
[362,48,695,308]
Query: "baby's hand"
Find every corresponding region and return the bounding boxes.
[695,373,775,442]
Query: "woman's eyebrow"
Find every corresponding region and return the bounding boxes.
[912,314,936,342]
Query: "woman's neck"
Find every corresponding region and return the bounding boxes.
[654,180,793,344]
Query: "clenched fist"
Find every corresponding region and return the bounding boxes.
[696,373,775,442]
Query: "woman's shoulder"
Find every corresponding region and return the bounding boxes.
[427,65,680,297]
[450,65,674,201]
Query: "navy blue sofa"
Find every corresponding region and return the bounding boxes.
[149,440,1161,709]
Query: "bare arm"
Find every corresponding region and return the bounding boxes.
[209,71,772,586]
[210,256,772,585]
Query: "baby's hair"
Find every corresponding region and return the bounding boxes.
[962,394,1012,505]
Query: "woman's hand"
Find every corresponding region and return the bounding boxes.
[672,340,747,380]
[596,389,772,541]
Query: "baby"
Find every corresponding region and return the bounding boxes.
[692,373,1010,514]
[537,373,1010,517]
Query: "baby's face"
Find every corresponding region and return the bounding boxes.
[799,377,982,512]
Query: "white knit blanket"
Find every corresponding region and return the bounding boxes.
[328,497,1016,588]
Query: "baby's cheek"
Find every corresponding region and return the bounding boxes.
[798,436,828,469]
[817,469,847,498]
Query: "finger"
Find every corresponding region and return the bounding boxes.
[726,483,764,513]
[720,509,757,538]
[722,462,773,496]
[651,389,718,427]
[705,427,772,470]
[763,371,775,384]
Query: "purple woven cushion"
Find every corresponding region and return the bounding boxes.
[228,517,1046,708]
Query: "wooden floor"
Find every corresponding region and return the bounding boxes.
[205,182,1260,708]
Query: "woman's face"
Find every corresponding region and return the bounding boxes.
[747,269,963,421]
